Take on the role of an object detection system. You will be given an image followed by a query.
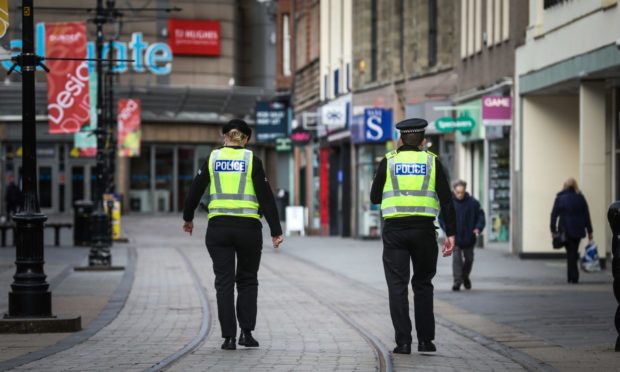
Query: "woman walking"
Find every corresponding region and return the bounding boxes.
[550,178,593,284]
[183,119,283,350]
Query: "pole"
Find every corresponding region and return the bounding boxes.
[608,201,620,352]
[89,0,112,266]
[6,0,51,317]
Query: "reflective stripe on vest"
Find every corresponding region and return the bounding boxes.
[381,151,439,219]
[208,148,259,220]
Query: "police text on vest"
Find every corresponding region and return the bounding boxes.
[214,160,247,173]
[394,163,427,176]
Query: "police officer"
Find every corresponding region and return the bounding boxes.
[183,119,284,350]
[370,118,456,354]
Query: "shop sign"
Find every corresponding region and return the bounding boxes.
[2,24,172,75]
[320,103,347,129]
[168,19,220,57]
[351,108,393,144]
[255,101,288,143]
[482,96,512,126]
[118,99,142,157]
[435,115,475,133]
[0,0,8,38]
[45,22,90,134]
[290,127,312,146]
[275,137,292,152]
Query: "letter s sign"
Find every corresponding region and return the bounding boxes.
[366,113,383,141]
[363,108,392,143]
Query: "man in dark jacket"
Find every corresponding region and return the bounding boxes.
[446,180,485,291]
[5,172,23,219]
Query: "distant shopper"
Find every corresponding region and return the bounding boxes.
[5,172,23,219]
[447,180,485,291]
[550,178,593,284]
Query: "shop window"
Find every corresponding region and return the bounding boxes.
[177,148,195,213]
[155,147,174,212]
[334,69,339,97]
[39,166,52,209]
[129,146,152,212]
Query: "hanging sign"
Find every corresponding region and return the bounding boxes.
[255,101,288,143]
[435,115,475,133]
[45,21,90,134]
[0,0,8,39]
[351,108,393,144]
[118,99,141,157]
[168,19,221,56]
[482,96,512,126]
[275,137,292,152]
[290,127,312,146]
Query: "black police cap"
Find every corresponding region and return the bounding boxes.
[395,118,428,134]
[222,119,252,139]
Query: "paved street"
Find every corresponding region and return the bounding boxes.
[0,215,618,371]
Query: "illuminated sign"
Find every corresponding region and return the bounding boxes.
[1,23,172,75]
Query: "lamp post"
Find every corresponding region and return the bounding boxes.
[6,0,51,317]
[88,0,112,266]
[608,201,620,352]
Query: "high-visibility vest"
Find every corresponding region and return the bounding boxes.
[207,148,260,220]
[380,150,440,219]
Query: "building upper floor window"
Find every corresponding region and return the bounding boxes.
[370,0,378,82]
[282,13,291,77]
[462,0,509,59]
[428,0,438,67]
[544,0,569,9]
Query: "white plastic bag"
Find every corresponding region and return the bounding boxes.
[580,241,601,272]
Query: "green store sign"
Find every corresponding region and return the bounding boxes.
[435,115,476,133]
[275,137,293,152]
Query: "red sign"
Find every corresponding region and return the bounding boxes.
[45,22,90,134]
[117,99,141,157]
[168,19,220,56]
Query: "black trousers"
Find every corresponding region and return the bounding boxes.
[452,245,474,285]
[382,228,438,345]
[206,225,263,338]
[565,238,581,283]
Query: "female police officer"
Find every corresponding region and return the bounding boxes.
[370,118,456,354]
[183,119,284,350]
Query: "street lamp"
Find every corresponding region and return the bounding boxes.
[6,0,51,317]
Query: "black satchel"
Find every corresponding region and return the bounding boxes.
[552,230,566,249]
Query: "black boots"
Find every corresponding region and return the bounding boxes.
[238,330,259,347]
[418,341,436,352]
[393,344,411,354]
[221,337,236,350]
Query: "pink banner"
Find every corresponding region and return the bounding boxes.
[117,99,141,157]
[45,22,90,134]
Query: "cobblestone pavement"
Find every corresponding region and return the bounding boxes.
[2,215,617,371]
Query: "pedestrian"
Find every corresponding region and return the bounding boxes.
[370,118,456,355]
[182,119,284,350]
[550,178,593,284]
[5,171,23,220]
[447,180,485,291]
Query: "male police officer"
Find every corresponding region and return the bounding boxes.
[183,119,283,350]
[370,118,456,354]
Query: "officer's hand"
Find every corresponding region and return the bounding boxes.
[442,236,455,257]
[183,221,193,236]
[473,229,480,236]
[272,235,284,249]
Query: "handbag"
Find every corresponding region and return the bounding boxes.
[552,230,566,249]
[580,241,601,272]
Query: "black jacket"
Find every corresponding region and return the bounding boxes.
[550,189,592,240]
[182,147,282,237]
[441,192,485,248]
[370,145,456,236]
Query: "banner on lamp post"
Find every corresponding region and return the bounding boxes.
[73,73,98,157]
[0,0,9,39]
[45,21,90,134]
[117,99,141,157]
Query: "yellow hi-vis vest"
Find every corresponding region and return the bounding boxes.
[207,148,260,220]
[380,150,440,219]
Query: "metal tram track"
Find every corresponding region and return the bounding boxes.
[145,247,214,372]
[261,260,393,372]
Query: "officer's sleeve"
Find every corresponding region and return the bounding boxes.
[252,156,283,237]
[435,159,456,236]
[370,158,387,205]
[183,158,210,222]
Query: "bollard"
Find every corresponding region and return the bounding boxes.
[607,201,620,352]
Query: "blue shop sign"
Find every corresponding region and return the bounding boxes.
[255,101,289,143]
[351,108,393,144]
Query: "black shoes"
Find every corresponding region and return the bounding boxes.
[221,337,236,350]
[239,330,259,347]
[393,344,411,354]
[464,278,472,290]
[452,283,461,291]
[418,341,436,352]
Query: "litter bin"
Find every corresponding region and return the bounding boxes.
[74,200,93,246]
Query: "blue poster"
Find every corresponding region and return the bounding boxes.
[255,101,289,143]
